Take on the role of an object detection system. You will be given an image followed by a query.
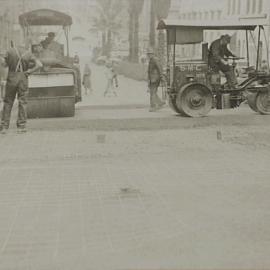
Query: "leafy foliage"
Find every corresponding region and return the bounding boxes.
[92,0,123,56]
[128,0,144,62]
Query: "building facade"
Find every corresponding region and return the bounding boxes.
[225,0,270,66]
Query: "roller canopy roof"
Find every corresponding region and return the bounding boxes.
[158,19,269,44]
[157,19,267,31]
[19,9,72,26]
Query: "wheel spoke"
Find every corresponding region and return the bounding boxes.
[176,84,212,117]
[256,92,270,115]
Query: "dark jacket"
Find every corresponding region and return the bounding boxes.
[148,56,161,84]
[208,38,234,71]
[4,48,37,73]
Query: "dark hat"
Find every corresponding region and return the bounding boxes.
[147,47,155,54]
[48,32,55,38]
[221,34,231,42]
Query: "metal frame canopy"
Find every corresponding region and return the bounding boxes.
[19,9,72,27]
[157,19,264,45]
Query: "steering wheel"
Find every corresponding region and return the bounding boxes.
[224,56,245,61]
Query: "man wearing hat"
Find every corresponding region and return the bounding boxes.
[147,47,165,112]
[208,34,238,89]
[40,32,56,50]
[0,44,42,134]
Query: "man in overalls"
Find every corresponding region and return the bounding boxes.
[208,34,238,89]
[147,48,165,112]
[0,45,42,134]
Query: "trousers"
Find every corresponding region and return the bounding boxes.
[149,83,163,108]
[1,72,28,128]
[210,61,238,89]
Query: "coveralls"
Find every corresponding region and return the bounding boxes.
[148,56,164,109]
[208,38,238,89]
[1,48,36,129]
[104,66,118,97]
[82,64,93,95]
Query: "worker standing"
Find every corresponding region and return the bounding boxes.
[147,48,165,112]
[0,44,42,134]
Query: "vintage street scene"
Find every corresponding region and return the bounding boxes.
[0,0,270,269]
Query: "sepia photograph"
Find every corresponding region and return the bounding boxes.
[0,0,270,269]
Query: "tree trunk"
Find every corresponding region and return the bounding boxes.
[128,11,134,61]
[157,29,166,70]
[149,0,156,48]
[133,12,140,63]
[106,30,112,57]
[102,31,106,56]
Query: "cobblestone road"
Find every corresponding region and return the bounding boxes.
[0,126,270,270]
[1,65,270,269]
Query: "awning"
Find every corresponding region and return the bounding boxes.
[19,9,72,27]
[157,19,268,31]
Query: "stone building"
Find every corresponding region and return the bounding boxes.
[225,0,270,66]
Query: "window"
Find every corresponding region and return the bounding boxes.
[232,0,236,14]
[228,0,231,15]
[211,11,215,20]
[247,0,251,13]
[258,0,263,13]
[205,11,209,20]
[237,0,241,14]
[252,0,257,13]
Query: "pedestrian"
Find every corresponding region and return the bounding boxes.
[261,60,269,73]
[147,47,165,112]
[74,53,80,65]
[82,64,93,95]
[104,61,118,97]
[0,44,42,134]
[208,34,238,89]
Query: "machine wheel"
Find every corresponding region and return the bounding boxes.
[175,83,213,117]
[247,92,258,112]
[168,96,184,115]
[256,91,270,115]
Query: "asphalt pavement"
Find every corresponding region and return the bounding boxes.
[0,67,270,270]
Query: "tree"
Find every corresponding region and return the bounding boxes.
[156,0,171,68]
[149,0,171,48]
[92,0,123,57]
[128,0,144,62]
[149,0,171,68]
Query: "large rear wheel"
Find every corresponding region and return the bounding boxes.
[168,96,184,115]
[256,91,270,115]
[247,92,258,112]
[175,84,213,117]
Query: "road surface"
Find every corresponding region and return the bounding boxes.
[0,67,270,270]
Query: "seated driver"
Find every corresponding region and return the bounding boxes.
[40,32,63,59]
[208,34,238,89]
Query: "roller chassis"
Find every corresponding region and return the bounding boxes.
[158,20,270,117]
[168,71,270,117]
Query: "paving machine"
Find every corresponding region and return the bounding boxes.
[19,9,81,118]
[158,20,270,117]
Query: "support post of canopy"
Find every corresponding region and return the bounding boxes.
[166,30,170,87]
[172,28,176,88]
[256,26,262,71]
[246,30,250,67]
[64,26,70,58]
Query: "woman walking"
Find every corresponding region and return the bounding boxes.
[82,64,93,95]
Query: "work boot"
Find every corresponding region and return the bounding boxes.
[17,126,27,134]
[156,101,166,110]
[149,107,157,112]
[0,125,8,135]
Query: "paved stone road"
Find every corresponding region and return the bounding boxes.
[1,67,270,269]
[0,126,270,270]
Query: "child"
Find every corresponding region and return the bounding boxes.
[104,61,118,97]
[82,64,93,95]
